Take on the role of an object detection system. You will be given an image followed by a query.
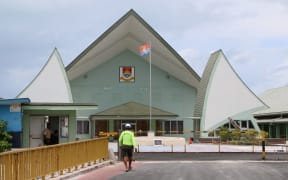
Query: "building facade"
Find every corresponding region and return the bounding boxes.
[66,9,200,140]
[2,10,287,148]
[253,86,288,138]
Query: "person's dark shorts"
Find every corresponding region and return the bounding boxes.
[44,138,51,145]
[121,145,133,158]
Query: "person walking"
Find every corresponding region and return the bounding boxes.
[119,123,136,172]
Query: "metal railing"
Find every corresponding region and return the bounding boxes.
[0,137,108,180]
[136,143,287,153]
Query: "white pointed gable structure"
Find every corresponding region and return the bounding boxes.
[195,50,267,133]
[17,49,73,103]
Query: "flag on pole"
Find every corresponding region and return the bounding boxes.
[139,43,151,56]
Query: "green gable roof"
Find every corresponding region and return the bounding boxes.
[91,102,177,119]
[66,9,200,89]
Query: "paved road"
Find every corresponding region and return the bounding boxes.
[133,152,288,161]
[110,161,288,180]
[69,152,288,180]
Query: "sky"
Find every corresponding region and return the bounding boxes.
[1,0,288,99]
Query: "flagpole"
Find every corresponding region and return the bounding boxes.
[149,41,152,132]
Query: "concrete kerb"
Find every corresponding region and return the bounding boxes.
[109,142,288,153]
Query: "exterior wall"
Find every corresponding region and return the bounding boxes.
[70,50,197,138]
[0,105,22,147]
[22,110,76,148]
[0,105,22,132]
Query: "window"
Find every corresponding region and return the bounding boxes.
[241,121,247,129]
[60,116,69,138]
[223,123,229,129]
[164,120,183,134]
[77,120,89,134]
[248,120,254,129]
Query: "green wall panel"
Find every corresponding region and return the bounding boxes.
[71,51,196,113]
[70,50,197,133]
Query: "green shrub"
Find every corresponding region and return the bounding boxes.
[217,127,261,145]
[231,129,241,140]
[0,120,12,152]
[219,127,230,141]
[243,129,258,141]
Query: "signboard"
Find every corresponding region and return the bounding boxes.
[10,103,21,112]
[119,66,135,82]
[154,139,163,145]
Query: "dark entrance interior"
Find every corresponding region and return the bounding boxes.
[113,120,149,138]
[95,120,109,137]
[48,116,59,145]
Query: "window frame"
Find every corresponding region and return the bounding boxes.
[77,120,90,135]
[164,120,183,134]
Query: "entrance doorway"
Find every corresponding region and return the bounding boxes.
[30,116,45,147]
[49,116,60,145]
[95,120,109,137]
[29,116,60,147]
[113,120,149,137]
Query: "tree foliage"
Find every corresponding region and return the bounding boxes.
[0,119,12,152]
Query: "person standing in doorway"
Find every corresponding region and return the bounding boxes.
[51,129,59,145]
[43,123,52,145]
[119,123,136,172]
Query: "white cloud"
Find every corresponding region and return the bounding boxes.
[226,48,288,94]
[159,0,288,50]
[272,60,288,73]
[0,66,39,98]
[178,48,210,76]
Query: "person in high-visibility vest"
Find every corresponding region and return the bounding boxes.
[119,123,136,172]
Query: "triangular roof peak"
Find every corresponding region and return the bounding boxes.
[66,9,200,88]
[195,50,268,131]
[91,101,177,119]
[17,48,73,103]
